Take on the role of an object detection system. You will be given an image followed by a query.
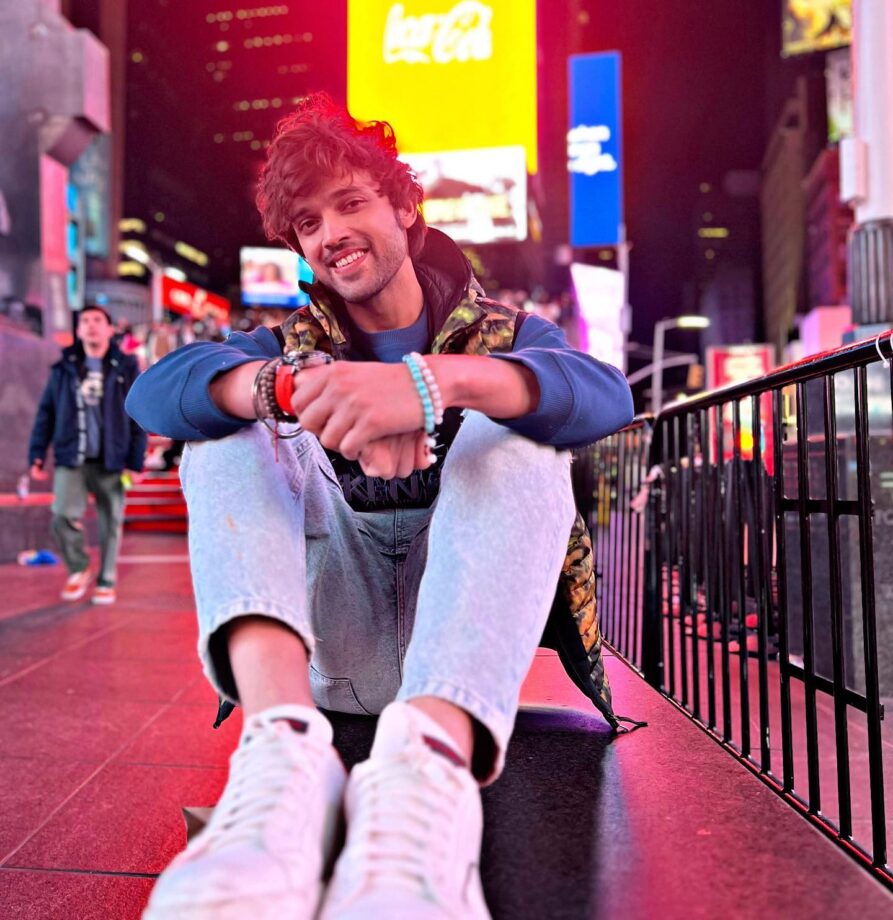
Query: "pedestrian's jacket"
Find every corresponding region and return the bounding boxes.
[29,342,148,472]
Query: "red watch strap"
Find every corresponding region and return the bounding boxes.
[274,364,296,415]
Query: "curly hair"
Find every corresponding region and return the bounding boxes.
[256,93,427,259]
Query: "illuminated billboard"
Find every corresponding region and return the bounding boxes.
[240,247,311,309]
[782,1,851,57]
[403,146,527,244]
[568,52,624,248]
[161,277,230,322]
[348,0,538,173]
[570,263,625,371]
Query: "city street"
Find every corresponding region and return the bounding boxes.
[1,533,891,919]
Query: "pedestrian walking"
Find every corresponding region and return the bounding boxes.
[28,305,147,605]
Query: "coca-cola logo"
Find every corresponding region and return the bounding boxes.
[383,1,493,65]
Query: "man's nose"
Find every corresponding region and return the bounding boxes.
[321,213,351,250]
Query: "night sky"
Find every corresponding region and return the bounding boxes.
[121,0,806,343]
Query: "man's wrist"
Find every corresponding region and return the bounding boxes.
[209,361,266,420]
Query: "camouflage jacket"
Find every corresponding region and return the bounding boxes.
[272,230,628,731]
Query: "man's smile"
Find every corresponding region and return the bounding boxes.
[329,248,369,273]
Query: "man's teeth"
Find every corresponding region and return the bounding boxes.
[334,251,364,269]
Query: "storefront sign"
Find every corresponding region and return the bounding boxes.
[161,276,230,322]
[707,344,775,467]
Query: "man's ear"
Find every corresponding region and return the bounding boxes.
[397,201,418,230]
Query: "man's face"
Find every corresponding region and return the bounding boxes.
[77,310,115,352]
[291,171,415,306]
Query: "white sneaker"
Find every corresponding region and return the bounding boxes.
[320,701,491,920]
[61,568,92,601]
[143,704,346,920]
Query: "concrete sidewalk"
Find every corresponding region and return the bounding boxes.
[1,533,891,919]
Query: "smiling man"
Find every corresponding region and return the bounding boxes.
[128,93,633,920]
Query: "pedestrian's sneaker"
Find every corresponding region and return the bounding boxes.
[92,584,117,605]
[143,704,347,920]
[320,701,491,920]
[61,569,92,601]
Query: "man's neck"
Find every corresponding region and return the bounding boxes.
[82,343,109,360]
[343,258,424,333]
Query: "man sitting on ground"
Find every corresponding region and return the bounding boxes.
[127,93,633,920]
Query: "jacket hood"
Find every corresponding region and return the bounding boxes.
[413,227,484,323]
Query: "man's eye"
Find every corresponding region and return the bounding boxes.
[297,219,317,233]
[343,198,363,211]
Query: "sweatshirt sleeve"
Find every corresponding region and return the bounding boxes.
[488,313,634,449]
[125,327,282,440]
[28,373,57,465]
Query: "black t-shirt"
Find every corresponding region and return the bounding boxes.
[323,306,461,512]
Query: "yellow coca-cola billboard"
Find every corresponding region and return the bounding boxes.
[348,0,538,173]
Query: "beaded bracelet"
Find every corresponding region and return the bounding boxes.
[251,350,333,443]
[402,353,436,434]
[408,352,444,425]
[252,358,298,427]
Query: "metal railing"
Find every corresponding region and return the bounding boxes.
[574,333,893,889]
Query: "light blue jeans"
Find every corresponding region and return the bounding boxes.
[179,412,575,779]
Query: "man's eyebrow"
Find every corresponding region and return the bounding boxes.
[330,185,369,201]
[291,186,371,223]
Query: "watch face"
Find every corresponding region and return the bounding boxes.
[284,350,333,370]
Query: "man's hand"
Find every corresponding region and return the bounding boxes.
[291,362,425,460]
[357,430,434,479]
[29,462,48,482]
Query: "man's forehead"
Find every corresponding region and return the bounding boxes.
[292,172,380,214]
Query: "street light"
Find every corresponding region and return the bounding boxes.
[651,315,710,415]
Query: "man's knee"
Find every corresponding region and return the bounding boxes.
[445,411,571,484]
[181,424,272,480]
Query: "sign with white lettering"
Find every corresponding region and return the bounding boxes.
[568,52,624,247]
[161,276,230,322]
[401,146,527,244]
[383,1,493,64]
[349,0,537,172]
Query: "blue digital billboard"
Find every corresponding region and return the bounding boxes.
[568,52,624,248]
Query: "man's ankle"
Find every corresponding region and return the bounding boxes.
[227,616,316,717]
[405,697,474,766]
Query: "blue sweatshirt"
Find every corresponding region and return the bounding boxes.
[126,311,632,451]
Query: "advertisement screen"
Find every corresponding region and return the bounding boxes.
[402,146,527,244]
[348,0,538,173]
[825,47,853,142]
[568,52,624,248]
[782,1,851,57]
[570,263,624,371]
[240,247,311,308]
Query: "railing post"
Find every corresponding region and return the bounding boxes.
[843,0,893,323]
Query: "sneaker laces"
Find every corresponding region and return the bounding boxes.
[201,719,315,852]
[346,750,465,897]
